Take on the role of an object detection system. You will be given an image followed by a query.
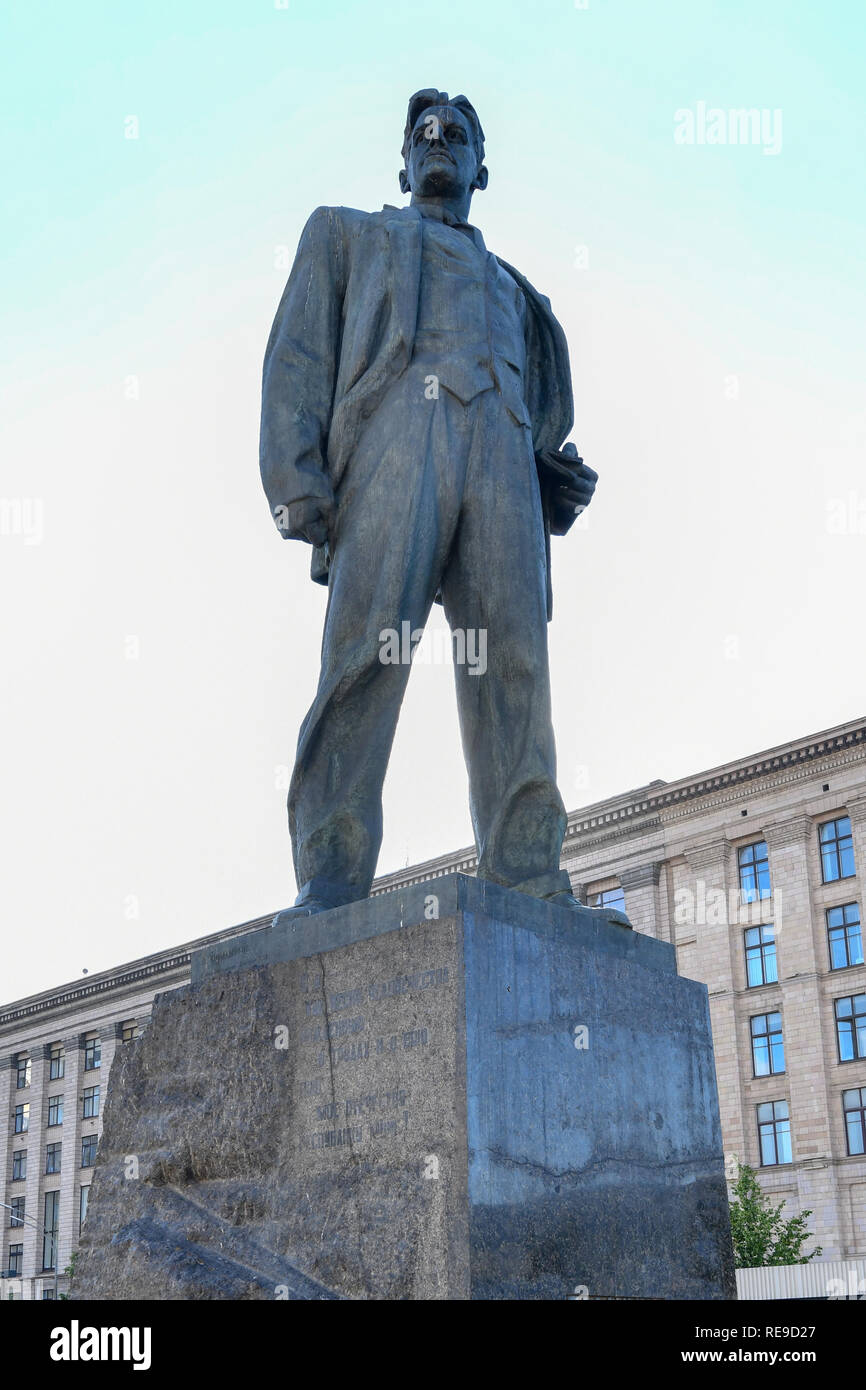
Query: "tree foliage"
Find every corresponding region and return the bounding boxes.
[728,1161,823,1267]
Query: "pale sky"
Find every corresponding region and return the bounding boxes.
[2,0,864,1002]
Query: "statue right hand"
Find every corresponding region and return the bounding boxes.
[278,497,335,548]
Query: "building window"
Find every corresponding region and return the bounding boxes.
[45,1142,62,1175]
[47,1095,63,1127]
[13,1103,29,1134]
[121,1019,140,1043]
[738,841,771,902]
[15,1053,31,1089]
[7,1244,23,1276]
[751,1011,785,1075]
[42,1191,59,1272]
[9,1197,25,1229]
[588,886,626,913]
[745,925,778,986]
[48,1043,65,1080]
[81,1134,98,1169]
[835,993,866,1062]
[843,1088,866,1157]
[758,1100,792,1165]
[82,1085,100,1119]
[820,816,856,883]
[42,1288,56,1300]
[11,1151,26,1183]
[83,1033,101,1071]
[79,1185,90,1233]
[827,903,864,971]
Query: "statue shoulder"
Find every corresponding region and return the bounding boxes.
[291,209,376,290]
[303,204,373,236]
[495,255,553,315]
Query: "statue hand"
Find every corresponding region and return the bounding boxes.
[537,444,599,514]
[278,496,335,548]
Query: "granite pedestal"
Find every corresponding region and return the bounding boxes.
[71,874,735,1300]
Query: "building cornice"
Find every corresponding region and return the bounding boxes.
[567,720,866,838]
[0,913,275,1032]
[370,852,478,894]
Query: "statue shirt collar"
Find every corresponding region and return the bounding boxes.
[382,201,487,255]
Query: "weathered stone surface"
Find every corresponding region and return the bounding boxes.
[72,876,735,1300]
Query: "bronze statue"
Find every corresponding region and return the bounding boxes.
[260,89,629,928]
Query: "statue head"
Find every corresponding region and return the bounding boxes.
[399,88,488,205]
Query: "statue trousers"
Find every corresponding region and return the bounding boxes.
[288,365,571,907]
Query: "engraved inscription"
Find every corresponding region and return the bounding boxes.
[295,956,451,1154]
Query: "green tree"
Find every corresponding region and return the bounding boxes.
[729,1162,823,1267]
[58,1249,78,1299]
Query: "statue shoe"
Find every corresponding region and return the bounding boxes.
[272,897,341,927]
[545,890,633,930]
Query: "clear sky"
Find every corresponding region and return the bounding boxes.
[2,0,864,1001]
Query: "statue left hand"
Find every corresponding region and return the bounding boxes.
[536,442,598,513]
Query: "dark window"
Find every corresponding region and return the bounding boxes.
[82,1085,100,1119]
[7,1243,23,1276]
[79,1184,90,1233]
[13,1104,29,1134]
[81,1134,98,1168]
[11,1151,26,1182]
[758,1100,792,1166]
[42,1191,59,1272]
[47,1095,63,1127]
[9,1197,25,1229]
[121,1020,140,1043]
[45,1142,62,1175]
[48,1043,65,1081]
[15,1054,31,1090]
[828,903,864,970]
[83,1035,101,1071]
[843,1088,866,1157]
[42,1288,56,1300]
[738,841,771,902]
[745,925,778,986]
[751,1011,785,1075]
[820,817,856,883]
[588,886,626,913]
[835,993,866,1062]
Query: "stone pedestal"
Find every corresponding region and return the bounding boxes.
[72,875,735,1300]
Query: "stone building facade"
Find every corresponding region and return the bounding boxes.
[0,917,270,1300]
[2,716,865,1297]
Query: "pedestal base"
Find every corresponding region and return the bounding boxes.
[72,875,736,1300]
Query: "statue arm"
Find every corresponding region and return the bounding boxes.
[259,206,347,536]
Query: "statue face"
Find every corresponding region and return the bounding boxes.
[403,105,483,200]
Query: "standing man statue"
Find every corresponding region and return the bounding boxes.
[260,89,630,928]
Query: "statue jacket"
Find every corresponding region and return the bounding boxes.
[260,203,575,617]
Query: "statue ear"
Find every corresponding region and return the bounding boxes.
[473,164,489,192]
[398,168,410,194]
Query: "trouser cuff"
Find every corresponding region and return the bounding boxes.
[294,876,358,909]
[507,868,573,900]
